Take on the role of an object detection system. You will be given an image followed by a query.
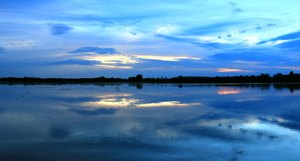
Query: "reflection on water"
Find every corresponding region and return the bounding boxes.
[0,84,300,161]
[217,88,242,95]
[81,93,201,109]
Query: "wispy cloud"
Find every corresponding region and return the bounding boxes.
[217,68,248,73]
[258,31,300,47]
[96,64,133,69]
[67,46,201,70]
[155,34,233,49]
[8,40,36,48]
[70,47,119,54]
[80,54,138,65]
[50,24,73,35]
[277,66,300,71]
[234,60,263,66]
[228,2,243,13]
[134,55,201,62]
[49,59,99,66]
[277,39,300,49]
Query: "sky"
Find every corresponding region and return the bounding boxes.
[1,0,300,78]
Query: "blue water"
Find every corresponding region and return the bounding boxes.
[0,84,299,161]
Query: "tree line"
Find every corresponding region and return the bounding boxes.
[1,71,300,84]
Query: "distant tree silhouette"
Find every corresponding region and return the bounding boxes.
[273,73,284,82]
[128,74,143,82]
[136,74,143,80]
[1,71,300,84]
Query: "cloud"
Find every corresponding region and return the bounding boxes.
[228,2,243,13]
[75,50,201,68]
[217,68,247,73]
[277,66,300,71]
[277,39,300,49]
[81,16,142,29]
[97,64,133,69]
[270,31,300,41]
[49,59,100,66]
[134,55,200,62]
[182,21,244,35]
[209,51,285,64]
[258,31,300,46]
[49,125,70,139]
[155,34,231,49]
[50,24,73,35]
[9,40,36,48]
[70,108,117,116]
[80,54,138,65]
[234,60,263,65]
[70,47,119,54]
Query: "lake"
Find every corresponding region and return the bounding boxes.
[0,84,299,161]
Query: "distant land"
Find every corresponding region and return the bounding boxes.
[1,71,300,84]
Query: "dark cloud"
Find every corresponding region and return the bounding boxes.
[257,30,300,49]
[256,26,262,30]
[155,34,229,49]
[50,24,73,35]
[69,47,118,54]
[277,39,300,49]
[136,58,202,69]
[49,125,70,139]
[70,108,117,116]
[272,31,300,40]
[82,16,142,29]
[267,23,277,27]
[239,30,246,34]
[234,8,243,12]
[54,96,99,103]
[49,59,99,66]
[258,30,300,44]
[182,21,243,35]
[229,2,243,13]
[209,51,284,63]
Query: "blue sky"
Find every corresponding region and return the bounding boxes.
[1,0,300,77]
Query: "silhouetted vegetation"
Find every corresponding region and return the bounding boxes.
[1,72,300,85]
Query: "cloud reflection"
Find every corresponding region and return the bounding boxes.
[74,93,202,114]
[82,98,138,108]
[137,101,201,108]
[217,88,242,95]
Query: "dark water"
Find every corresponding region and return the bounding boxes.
[0,84,299,161]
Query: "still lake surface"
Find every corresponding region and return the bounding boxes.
[0,84,299,161]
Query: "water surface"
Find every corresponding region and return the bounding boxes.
[0,84,299,161]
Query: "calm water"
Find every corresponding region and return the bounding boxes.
[0,84,299,161]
